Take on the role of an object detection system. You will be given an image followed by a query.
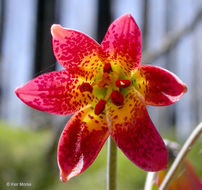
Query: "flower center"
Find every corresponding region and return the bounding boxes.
[97,73,113,88]
[93,63,131,114]
[79,63,131,115]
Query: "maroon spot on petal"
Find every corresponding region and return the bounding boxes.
[88,114,94,119]
[113,115,118,119]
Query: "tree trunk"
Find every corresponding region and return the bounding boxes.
[97,0,112,43]
[34,0,56,76]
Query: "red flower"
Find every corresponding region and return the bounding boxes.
[15,14,187,182]
[155,159,202,190]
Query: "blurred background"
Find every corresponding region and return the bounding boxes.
[0,0,201,189]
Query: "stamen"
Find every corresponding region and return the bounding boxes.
[94,99,107,115]
[79,82,93,93]
[110,90,124,106]
[103,63,112,73]
[116,79,131,88]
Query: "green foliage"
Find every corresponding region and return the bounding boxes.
[152,184,159,190]
[186,140,202,176]
[0,121,54,190]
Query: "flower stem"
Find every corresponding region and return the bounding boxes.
[159,122,202,190]
[107,136,117,190]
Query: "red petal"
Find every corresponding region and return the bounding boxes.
[51,25,104,80]
[58,107,109,182]
[133,65,187,106]
[155,159,202,189]
[101,14,142,73]
[15,70,94,115]
[106,88,168,171]
[179,160,202,190]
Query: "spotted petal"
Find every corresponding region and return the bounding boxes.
[58,107,109,182]
[51,25,104,81]
[106,88,168,171]
[101,13,142,74]
[15,70,94,115]
[133,65,187,106]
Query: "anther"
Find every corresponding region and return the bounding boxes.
[110,90,124,106]
[116,79,131,88]
[79,82,93,93]
[94,99,107,115]
[103,63,112,73]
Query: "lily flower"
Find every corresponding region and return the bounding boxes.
[15,14,187,182]
[154,159,202,190]
[145,140,202,190]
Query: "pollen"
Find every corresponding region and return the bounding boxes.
[103,63,112,73]
[94,99,107,115]
[116,79,131,88]
[110,90,124,106]
[79,82,93,93]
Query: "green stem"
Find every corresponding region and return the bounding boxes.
[159,122,202,190]
[107,136,117,190]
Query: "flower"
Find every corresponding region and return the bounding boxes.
[155,142,202,190]
[15,13,187,182]
[154,159,202,190]
[146,140,202,190]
